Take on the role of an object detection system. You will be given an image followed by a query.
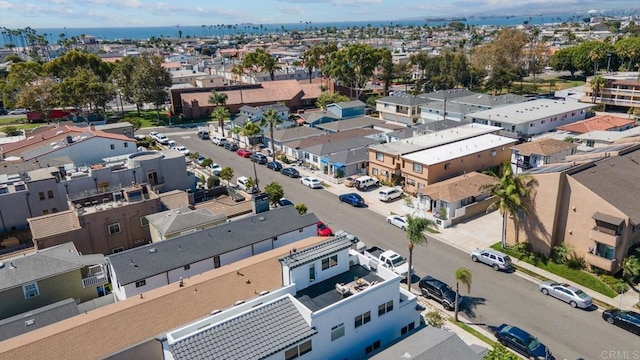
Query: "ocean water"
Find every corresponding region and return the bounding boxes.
[0,13,587,46]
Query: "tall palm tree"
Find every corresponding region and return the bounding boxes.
[230,63,245,104]
[239,121,261,149]
[454,268,472,322]
[405,214,432,292]
[260,108,283,161]
[483,162,537,249]
[590,75,605,104]
[211,106,230,138]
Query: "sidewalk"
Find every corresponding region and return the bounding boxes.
[291,164,639,311]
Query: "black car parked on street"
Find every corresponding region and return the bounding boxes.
[418,276,461,311]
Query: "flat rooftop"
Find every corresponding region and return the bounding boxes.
[295,264,384,312]
[369,124,501,155]
[465,99,593,124]
[403,134,516,165]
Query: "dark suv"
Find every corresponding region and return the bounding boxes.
[250,153,268,164]
[224,142,239,151]
[418,276,461,311]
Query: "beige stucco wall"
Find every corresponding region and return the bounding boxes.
[368,149,401,182]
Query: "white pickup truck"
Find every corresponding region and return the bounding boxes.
[364,246,413,278]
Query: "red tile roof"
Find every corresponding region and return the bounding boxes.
[181,80,303,106]
[557,115,635,134]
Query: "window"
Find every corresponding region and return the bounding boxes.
[412,163,423,174]
[365,340,381,354]
[110,144,115,150]
[38,192,45,200]
[285,340,312,360]
[490,150,497,157]
[401,321,416,335]
[23,282,39,299]
[135,280,146,288]
[322,255,338,270]
[331,323,345,341]
[309,264,316,282]
[596,242,615,260]
[444,162,451,170]
[124,142,129,148]
[107,223,121,235]
[51,208,58,213]
[376,152,384,161]
[406,178,416,186]
[112,247,124,254]
[47,190,54,198]
[42,209,49,215]
[354,311,371,328]
[312,155,318,163]
[140,216,149,227]
[372,168,378,176]
[184,264,191,271]
[214,256,221,268]
[378,300,394,316]
[633,223,640,233]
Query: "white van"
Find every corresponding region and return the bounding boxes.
[378,187,403,202]
[237,176,258,194]
[354,176,379,191]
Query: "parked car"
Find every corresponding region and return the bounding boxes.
[602,309,640,335]
[149,131,159,139]
[354,175,379,191]
[494,324,552,360]
[224,142,239,151]
[7,108,27,115]
[301,176,322,189]
[539,281,593,309]
[196,156,206,165]
[167,140,177,148]
[174,145,190,155]
[278,198,294,207]
[211,136,228,146]
[0,107,7,115]
[208,163,222,176]
[266,161,283,171]
[236,176,258,194]
[197,130,210,140]
[378,188,403,202]
[470,249,512,271]
[281,167,300,178]
[155,134,169,145]
[134,134,147,140]
[343,176,356,187]
[250,153,268,164]
[316,221,333,236]
[386,215,408,230]
[237,149,252,158]
[338,193,365,207]
[418,276,461,311]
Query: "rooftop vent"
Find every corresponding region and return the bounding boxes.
[148,248,157,253]
[234,300,245,306]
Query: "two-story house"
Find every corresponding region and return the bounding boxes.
[420,93,529,122]
[510,138,578,174]
[106,206,319,301]
[0,242,107,320]
[162,235,420,360]
[376,94,432,125]
[145,207,227,242]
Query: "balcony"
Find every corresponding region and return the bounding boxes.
[82,265,108,288]
[589,228,620,247]
[585,253,618,273]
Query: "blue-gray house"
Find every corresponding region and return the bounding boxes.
[326,100,366,119]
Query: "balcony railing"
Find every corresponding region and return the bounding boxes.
[585,253,618,273]
[590,229,620,247]
[82,272,108,288]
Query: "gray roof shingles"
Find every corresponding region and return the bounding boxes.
[0,298,79,342]
[108,207,319,285]
[280,236,352,269]
[145,207,225,235]
[169,296,316,360]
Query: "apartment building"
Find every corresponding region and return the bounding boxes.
[510,138,578,174]
[163,236,420,360]
[582,72,640,111]
[368,124,501,186]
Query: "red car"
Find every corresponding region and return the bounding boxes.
[236,148,252,158]
[317,221,333,236]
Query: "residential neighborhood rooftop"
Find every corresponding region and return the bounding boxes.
[556,115,636,134]
[465,99,593,124]
[510,138,578,156]
[144,207,226,235]
[421,172,497,203]
[402,133,516,165]
[0,298,80,342]
[314,116,384,132]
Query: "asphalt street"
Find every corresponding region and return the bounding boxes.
[149,127,639,360]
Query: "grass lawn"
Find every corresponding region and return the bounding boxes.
[0,116,28,125]
[491,243,618,298]
[119,109,210,128]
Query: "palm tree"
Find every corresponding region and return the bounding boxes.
[483,162,537,249]
[208,91,228,136]
[622,255,640,284]
[590,75,605,104]
[212,106,230,138]
[454,268,472,322]
[405,214,432,292]
[230,64,245,104]
[260,108,283,161]
[239,121,261,149]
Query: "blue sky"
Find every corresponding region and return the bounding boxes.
[0,0,638,28]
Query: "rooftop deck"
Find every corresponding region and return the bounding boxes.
[295,264,384,312]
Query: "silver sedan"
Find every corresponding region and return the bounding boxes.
[539,281,593,309]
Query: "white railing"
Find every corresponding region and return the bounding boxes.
[82,273,108,288]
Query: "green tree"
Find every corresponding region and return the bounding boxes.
[325,43,382,99]
[1,125,21,136]
[15,77,56,121]
[294,203,308,215]
[454,268,472,322]
[483,162,537,248]
[615,37,640,71]
[211,106,230,138]
[122,117,142,131]
[589,75,605,104]
[405,214,432,291]
[483,343,519,360]
[131,54,172,122]
[2,61,43,109]
[201,158,213,168]
[111,56,138,112]
[424,311,446,328]
[378,48,394,96]
[622,255,640,283]
[550,47,578,77]
[206,175,220,189]
[238,121,261,149]
[315,91,349,109]
[219,166,234,188]
[230,63,245,104]
[471,28,528,93]
[260,108,282,161]
[264,182,284,206]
